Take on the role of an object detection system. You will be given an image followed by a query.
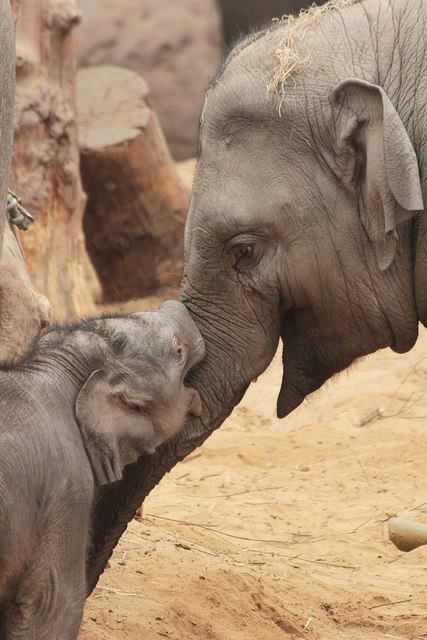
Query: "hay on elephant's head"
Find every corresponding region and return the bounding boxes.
[271,0,361,99]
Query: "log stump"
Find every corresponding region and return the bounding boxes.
[77,65,190,302]
[77,0,222,160]
[12,0,99,320]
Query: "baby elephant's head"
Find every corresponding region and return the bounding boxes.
[75,300,205,485]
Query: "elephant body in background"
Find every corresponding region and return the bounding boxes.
[218,0,329,49]
[86,0,426,591]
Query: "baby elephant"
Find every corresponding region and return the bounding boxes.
[0,300,204,639]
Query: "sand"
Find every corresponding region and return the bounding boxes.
[79,314,426,640]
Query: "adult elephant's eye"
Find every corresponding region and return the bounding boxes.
[231,243,254,269]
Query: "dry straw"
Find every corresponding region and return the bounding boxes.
[270,0,361,100]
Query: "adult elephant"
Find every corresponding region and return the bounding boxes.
[87,0,426,590]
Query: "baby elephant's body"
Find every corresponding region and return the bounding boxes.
[0,301,204,639]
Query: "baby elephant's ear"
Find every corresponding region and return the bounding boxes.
[75,370,159,486]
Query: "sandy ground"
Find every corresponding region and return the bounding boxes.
[80,311,427,640]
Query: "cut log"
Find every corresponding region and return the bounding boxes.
[388,518,427,552]
[77,65,190,302]
[12,0,99,320]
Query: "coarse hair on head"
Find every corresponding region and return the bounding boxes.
[206,1,362,121]
[270,0,362,101]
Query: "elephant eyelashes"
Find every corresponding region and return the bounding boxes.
[116,393,149,415]
[231,243,254,270]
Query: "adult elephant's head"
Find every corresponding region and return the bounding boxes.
[181,5,425,423]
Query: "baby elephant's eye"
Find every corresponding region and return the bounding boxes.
[127,401,143,413]
[116,393,146,414]
[231,243,254,269]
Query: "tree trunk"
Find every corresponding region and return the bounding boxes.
[12,0,98,320]
[77,65,189,302]
[10,0,20,24]
[0,0,15,258]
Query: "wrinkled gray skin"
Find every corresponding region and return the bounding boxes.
[85,0,426,591]
[0,301,203,639]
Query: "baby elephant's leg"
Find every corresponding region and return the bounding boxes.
[4,544,87,639]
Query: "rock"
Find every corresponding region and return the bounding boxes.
[77,0,222,160]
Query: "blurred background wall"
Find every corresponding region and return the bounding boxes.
[77,0,326,160]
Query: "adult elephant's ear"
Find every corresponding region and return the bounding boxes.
[331,79,423,270]
[75,371,158,486]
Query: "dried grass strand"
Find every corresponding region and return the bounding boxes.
[270,0,362,104]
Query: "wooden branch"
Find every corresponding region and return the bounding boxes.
[12,0,98,320]
[77,65,189,302]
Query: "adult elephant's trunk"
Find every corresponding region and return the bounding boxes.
[86,301,257,593]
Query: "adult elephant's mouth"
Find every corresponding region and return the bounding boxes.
[388,320,417,355]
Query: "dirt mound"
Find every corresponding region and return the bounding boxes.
[77,0,222,160]
[80,296,427,639]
